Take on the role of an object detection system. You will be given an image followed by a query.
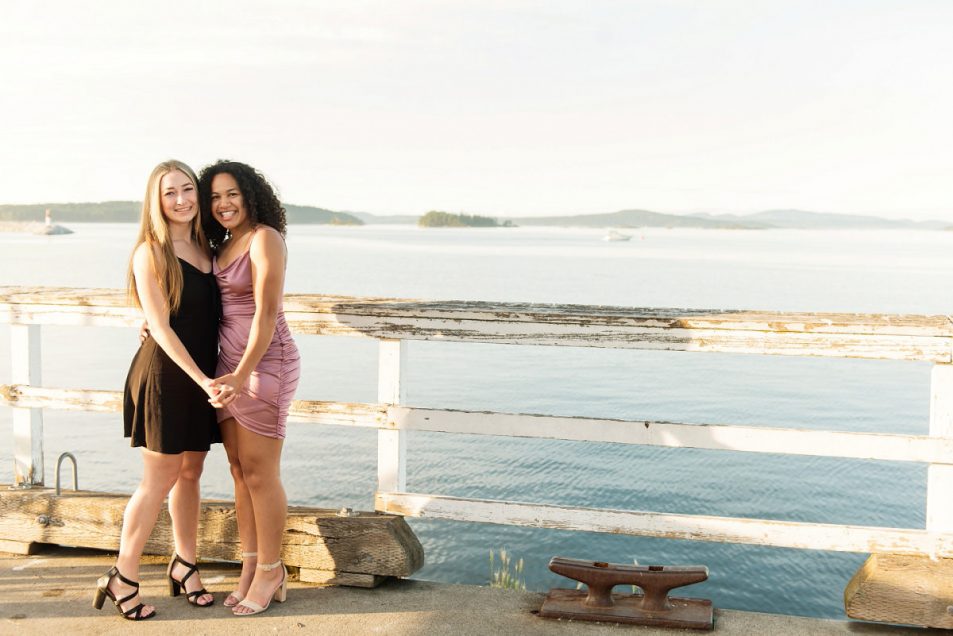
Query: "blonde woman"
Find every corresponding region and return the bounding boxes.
[93,160,221,620]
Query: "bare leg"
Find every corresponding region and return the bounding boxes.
[232,424,286,615]
[168,450,213,605]
[112,448,183,617]
[221,418,258,605]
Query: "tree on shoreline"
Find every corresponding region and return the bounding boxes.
[418,211,511,227]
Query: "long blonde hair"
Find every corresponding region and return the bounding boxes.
[127,160,209,315]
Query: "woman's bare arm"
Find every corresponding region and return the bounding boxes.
[133,243,219,401]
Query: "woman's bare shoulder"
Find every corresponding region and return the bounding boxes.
[132,241,160,267]
[251,225,285,253]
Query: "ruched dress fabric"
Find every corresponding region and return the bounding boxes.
[214,249,300,439]
[123,258,222,453]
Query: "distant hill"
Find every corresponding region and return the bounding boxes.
[284,204,362,225]
[351,212,420,224]
[691,209,948,230]
[0,201,139,222]
[508,209,765,229]
[2,202,946,230]
[0,201,362,225]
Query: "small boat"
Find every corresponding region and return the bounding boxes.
[602,229,632,242]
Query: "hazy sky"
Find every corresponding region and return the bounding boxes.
[2,1,951,219]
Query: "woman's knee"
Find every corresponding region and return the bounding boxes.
[178,463,204,484]
[228,460,246,484]
[240,460,278,491]
[176,452,207,484]
[142,468,180,494]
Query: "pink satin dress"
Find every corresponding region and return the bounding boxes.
[214,249,300,439]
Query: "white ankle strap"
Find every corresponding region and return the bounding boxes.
[241,552,258,558]
[257,559,282,571]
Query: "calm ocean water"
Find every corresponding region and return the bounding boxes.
[1,223,951,619]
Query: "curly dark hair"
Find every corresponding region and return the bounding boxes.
[199,160,286,248]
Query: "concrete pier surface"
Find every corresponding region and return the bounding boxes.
[0,546,923,635]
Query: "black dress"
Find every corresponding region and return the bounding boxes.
[123,258,222,453]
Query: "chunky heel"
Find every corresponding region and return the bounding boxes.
[92,586,106,610]
[167,553,213,607]
[92,566,154,620]
[273,575,288,604]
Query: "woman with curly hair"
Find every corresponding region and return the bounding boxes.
[200,160,300,616]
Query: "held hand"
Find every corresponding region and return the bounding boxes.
[203,377,230,408]
[210,373,246,407]
[139,320,151,344]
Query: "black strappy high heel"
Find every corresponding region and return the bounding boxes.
[167,553,214,607]
[92,566,155,620]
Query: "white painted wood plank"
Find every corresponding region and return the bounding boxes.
[376,492,953,557]
[377,339,406,493]
[387,407,953,465]
[0,385,122,412]
[0,385,389,425]
[4,386,948,464]
[10,325,43,486]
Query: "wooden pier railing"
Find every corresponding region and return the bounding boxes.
[2,286,953,625]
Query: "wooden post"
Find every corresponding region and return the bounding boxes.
[927,363,953,533]
[377,339,406,494]
[11,324,43,486]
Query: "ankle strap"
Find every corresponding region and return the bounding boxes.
[257,559,282,571]
[241,551,258,558]
[172,553,198,569]
[109,566,139,589]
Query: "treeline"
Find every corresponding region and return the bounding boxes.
[418,211,512,227]
[0,202,140,222]
[0,202,363,225]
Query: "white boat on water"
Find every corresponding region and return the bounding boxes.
[602,229,632,242]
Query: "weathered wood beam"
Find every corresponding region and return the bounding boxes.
[0,488,423,583]
[2,286,951,360]
[297,568,386,589]
[845,553,953,629]
[3,286,950,336]
[0,539,38,555]
[377,492,953,558]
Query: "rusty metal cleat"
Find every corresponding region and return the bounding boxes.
[538,556,713,630]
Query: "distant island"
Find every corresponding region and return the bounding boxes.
[0,202,948,230]
[418,211,513,228]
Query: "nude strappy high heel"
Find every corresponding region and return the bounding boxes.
[223,551,257,608]
[233,559,287,616]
